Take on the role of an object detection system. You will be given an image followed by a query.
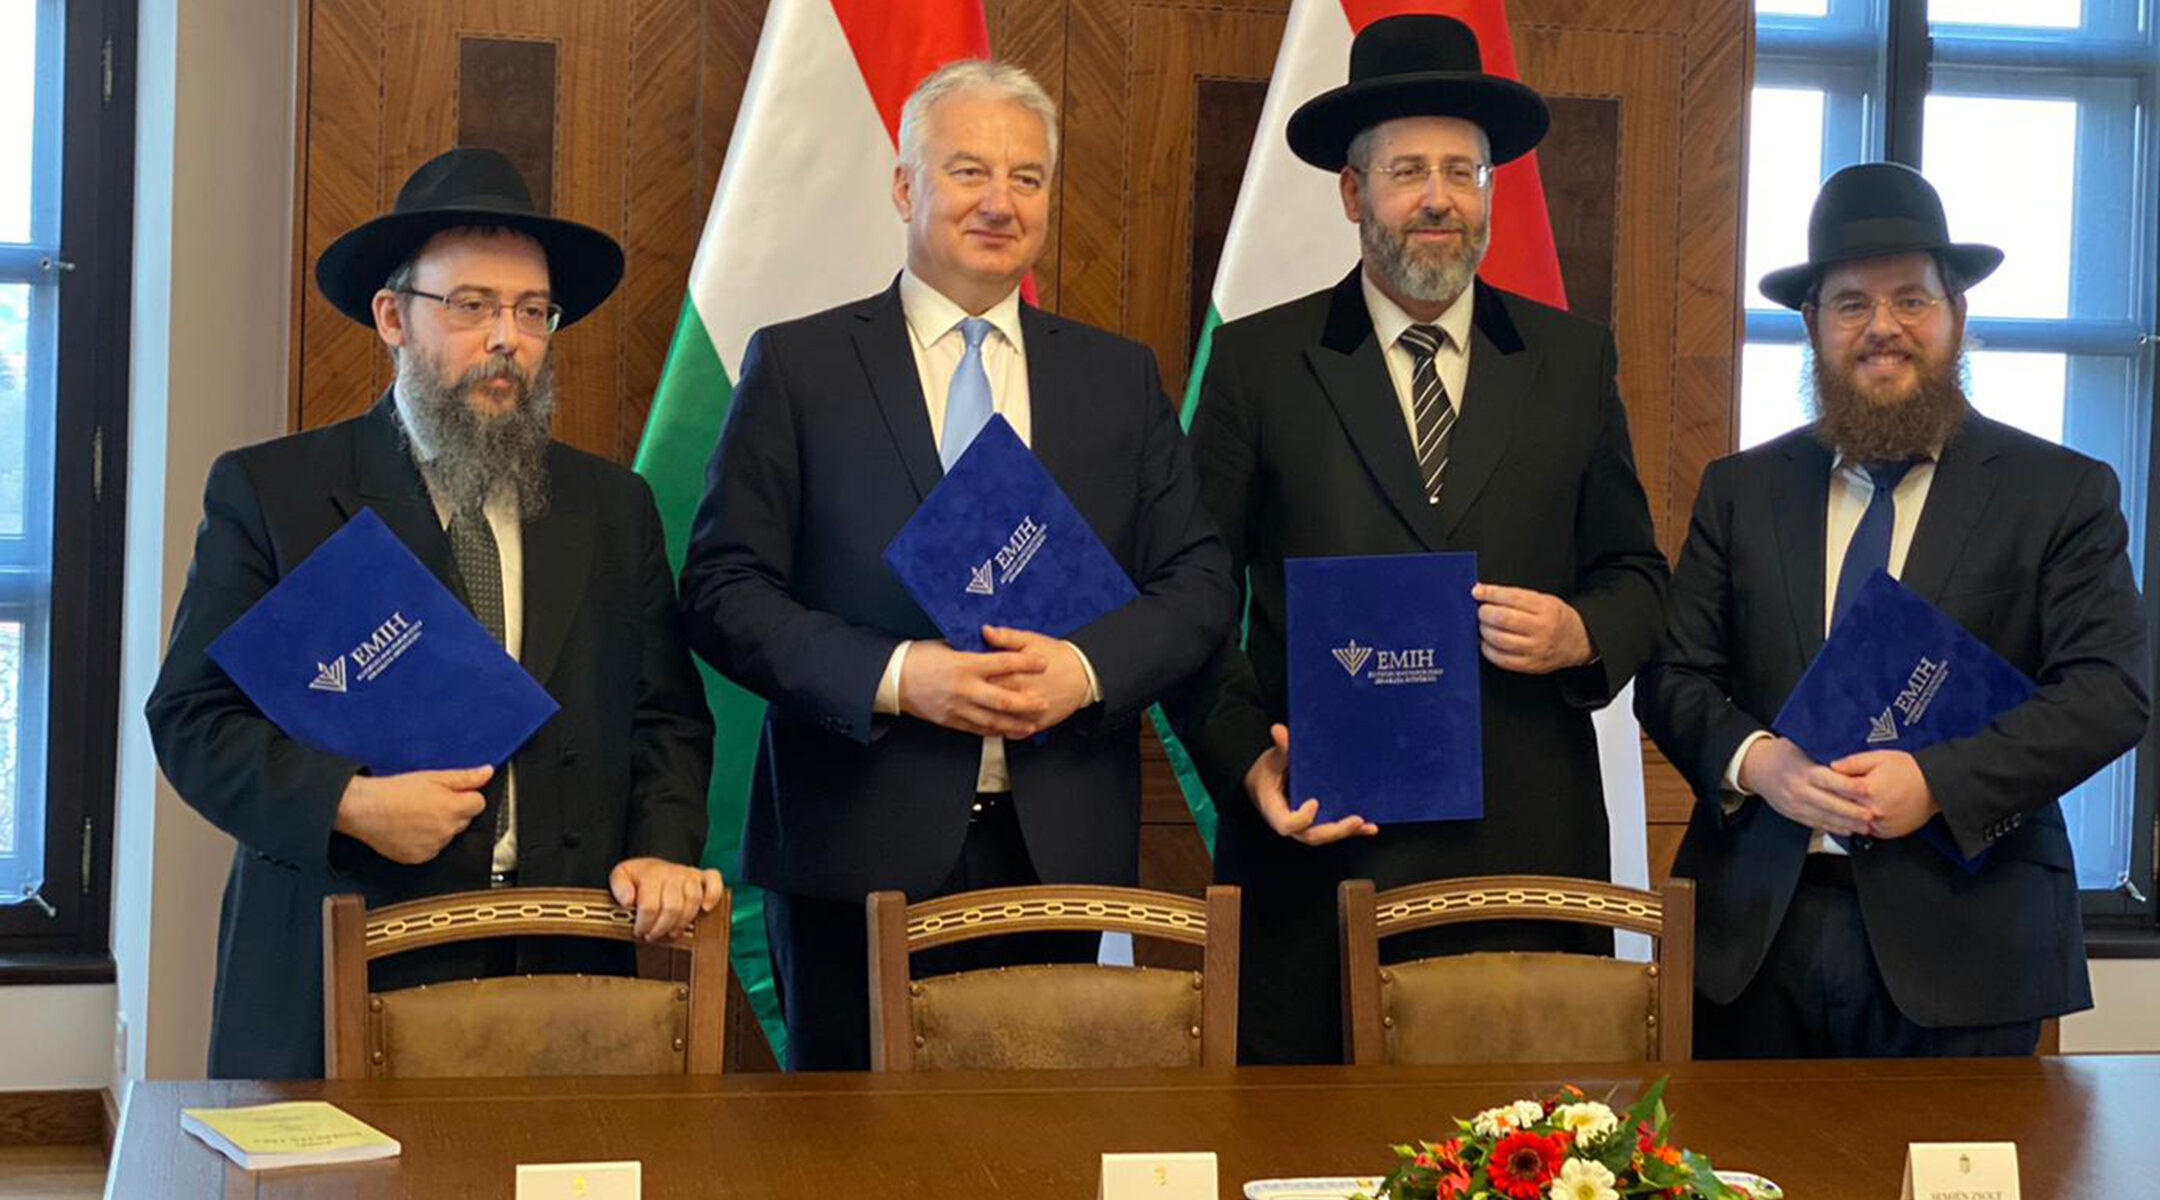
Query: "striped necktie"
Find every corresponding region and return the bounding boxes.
[1398,323,1456,505]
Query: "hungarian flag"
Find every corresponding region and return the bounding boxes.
[1166,0,1652,940]
[632,0,992,1059]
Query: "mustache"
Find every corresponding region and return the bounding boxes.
[1403,215,1470,234]
[454,354,532,394]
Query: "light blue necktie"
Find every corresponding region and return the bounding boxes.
[940,316,994,470]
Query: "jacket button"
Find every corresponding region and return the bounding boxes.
[561,832,583,849]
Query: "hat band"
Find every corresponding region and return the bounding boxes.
[1811,215,1952,262]
[398,191,539,218]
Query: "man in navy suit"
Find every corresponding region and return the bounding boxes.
[1637,163,2149,1057]
[678,60,1236,1070]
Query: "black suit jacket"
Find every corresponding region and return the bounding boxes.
[145,398,714,1078]
[1636,415,2148,1026]
[678,282,1235,902]
[1166,270,1669,894]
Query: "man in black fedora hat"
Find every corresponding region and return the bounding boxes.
[147,147,719,1078]
[1162,14,1668,1064]
[1637,161,2148,1056]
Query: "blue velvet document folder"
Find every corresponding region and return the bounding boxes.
[206,507,559,776]
[1772,568,2035,872]
[882,415,1138,653]
[1286,552,1482,825]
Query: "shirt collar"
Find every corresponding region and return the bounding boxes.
[1361,268,1475,356]
[900,268,1026,357]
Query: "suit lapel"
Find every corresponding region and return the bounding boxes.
[519,448,593,687]
[334,393,460,591]
[852,280,943,500]
[1018,304,1080,482]
[1433,281,1539,542]
[1307,269,1447,550]
[1898,415,2004,605]
[1771,433,1834,659]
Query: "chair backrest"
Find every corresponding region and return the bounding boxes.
[866,884,1240,1072]
[1338,874,1694,1066]
[322,886,729,1079]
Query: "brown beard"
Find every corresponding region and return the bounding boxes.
[1808,344,1970,463]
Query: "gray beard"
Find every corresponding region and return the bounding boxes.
[1807,345,1971,464]
[393,346,556,521]
[1360,206,1490,306]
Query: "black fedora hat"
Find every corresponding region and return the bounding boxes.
[315,147,625,329]
[1759,161,2002,310]
[1286,14,1550,171]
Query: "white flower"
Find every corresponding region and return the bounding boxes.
[1471,1099,1551,1137]
[1550,1101,1619,1143]
[1547,1157,1620,1200]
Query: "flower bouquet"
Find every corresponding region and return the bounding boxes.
[1351,1078,1767,1200]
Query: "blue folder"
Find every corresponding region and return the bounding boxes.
[1286,552,1482,825]
[206,507,559,776]
[1772,568,2036,872]
[882,415,1138,653]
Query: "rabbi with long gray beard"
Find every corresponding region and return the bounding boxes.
[146,147,718,1080]
[1636,162,2149,1059]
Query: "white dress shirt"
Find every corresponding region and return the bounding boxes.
[1724,452,1938,853]
[870,268,1101,793]
[394,388,526,874]
[1362,269,1475,452]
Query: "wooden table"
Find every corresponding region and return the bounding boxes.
[107,1056,2160,1198]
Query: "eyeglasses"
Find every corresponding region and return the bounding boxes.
[1813,293,1945,331]
[397,287,563,337]
[1361,160,1493,195]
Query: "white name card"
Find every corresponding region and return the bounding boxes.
[1901,1142,2019,1200]
[1099,1151,1218,1200]
[515,1159,642,1199]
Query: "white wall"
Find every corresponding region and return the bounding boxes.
[2063,960,2160,1053]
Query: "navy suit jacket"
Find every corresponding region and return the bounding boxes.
[679,281,1235,902]
[1637,414,2149,1026]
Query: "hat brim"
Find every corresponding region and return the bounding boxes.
[315,207,626,329]
[1759,241,2004,310]
[1286,72,1551,170]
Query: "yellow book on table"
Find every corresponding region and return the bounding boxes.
[179,1100,401,1171]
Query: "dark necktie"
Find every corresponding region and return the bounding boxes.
[1398,323,1456,505]
[449,507,513,850]
[1831,458,1922,630]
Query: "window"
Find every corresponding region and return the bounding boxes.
[1742,0,2159,918]
[0,0,133,964]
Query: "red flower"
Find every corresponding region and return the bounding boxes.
[1434,1168,1475,1199]
[1635,1120,1659,1155]
[1485,1131,1567,1200]
[1432,1139,1465,1169]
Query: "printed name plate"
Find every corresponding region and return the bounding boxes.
[1286,552,1482,825]
[1100,1151,1218,1200]
[1901,1142,2018,1200]
[516,1159,642,1199]
[883,414,1137,653]
[206,507,558,775]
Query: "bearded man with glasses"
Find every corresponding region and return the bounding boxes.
[1637,162,2149,1058]
[147,148,719,1079]
[1160,14,1669,1065]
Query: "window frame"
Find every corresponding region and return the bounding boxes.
[0,0,136,973]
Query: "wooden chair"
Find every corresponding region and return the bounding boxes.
[323,886,728,1079]
[1338,874,1694,1065]
[866,884,1240,1072]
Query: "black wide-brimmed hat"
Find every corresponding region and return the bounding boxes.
[1759,161,2002,310]
[315,147,625,328]
[1286,14,1550,171]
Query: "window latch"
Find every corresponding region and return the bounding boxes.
[17,886,56,919]
[37,256,76,276]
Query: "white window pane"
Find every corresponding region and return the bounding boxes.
[1964,349,2066,443]
[1929,0,2081,28]
[1757,0,1830,15]
[1923,96,2076,319]
[0,1,37,243]
[1740,341,1810,450]
[1745,89,1825,311]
